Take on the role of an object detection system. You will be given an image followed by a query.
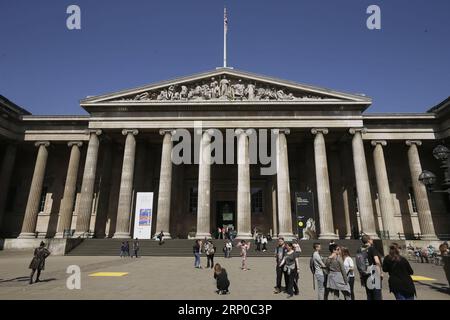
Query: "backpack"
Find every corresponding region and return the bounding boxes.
[356,247,370,276]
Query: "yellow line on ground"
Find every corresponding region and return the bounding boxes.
[411,275,436,281]
[89,272,129,277]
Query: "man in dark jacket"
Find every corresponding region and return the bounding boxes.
[29,241,51,284]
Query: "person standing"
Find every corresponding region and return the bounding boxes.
[120,242,127,258]
[205,240,216,269]
[439,242,450,287]
[255,234,261,252]
[193,240,202,269]
[237,240,250,271]
[341,246,355,300]
[312,242,327,300]
[261,235,268,252]
[132,238,140,258]
[29,241,51,284]
[382,243,416,300]
[124,241,130,257]
[214,263,230,294]
[224,240,232,258]
[358,235,383,300]
[325,244,351,300]
[279,242,300,298]
[274,238,287,294]
[158,230,165,245]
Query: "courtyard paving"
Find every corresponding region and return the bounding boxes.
[0,250,449,300]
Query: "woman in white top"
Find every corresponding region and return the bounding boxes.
[341,246,355,300]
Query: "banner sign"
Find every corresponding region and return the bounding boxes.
[295,192,317,239]
[133,192,154,239]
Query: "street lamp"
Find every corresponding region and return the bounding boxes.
[419,144,450,199]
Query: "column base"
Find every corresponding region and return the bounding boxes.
[73,231,92,239]
[54,232,64,239]
[420,234,439,241]
[17,232,36,239]
[319,233,339,240]
[362,232,379,240]
[195,232,211,239]
[236,232,253,240]
[113,232,131,239]
[277,232,295,241]
[345,234,352,240]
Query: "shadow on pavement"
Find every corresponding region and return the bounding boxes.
[0,276,30,283]
[415,281,450,295]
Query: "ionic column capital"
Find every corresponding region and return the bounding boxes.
[311,128,329,135]
[406,140,422,147]
[68,141,83,148]
[86,129,102,136]
[349,127,367,135]
[195,128,215,137]
[235,128,254,136]
[34,141,50,148]
[272,128,290,135]
[122,129,139,136]
[371,140,387,147]
[159,129,176,136]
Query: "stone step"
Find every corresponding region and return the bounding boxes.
[66,239,365,257]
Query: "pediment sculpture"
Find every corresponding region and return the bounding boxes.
[116,76,328,102]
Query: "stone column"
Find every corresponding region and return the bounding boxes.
[195,130,213,239]
[371,141,398,239]
[18,141,50,238]
[349,128,378,238]
[55,142,83,238]
[406,140,437,240]
[75,130,102,238]
[155,130,175,239]
[274,129,294,240]
[113,129,139,238]
[339,143,354,239]
[0,144,17,229]
[235,129,252,239]
[312,128,338,239]
[271,175,278,237]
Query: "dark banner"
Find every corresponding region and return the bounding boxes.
[295,192,316,239]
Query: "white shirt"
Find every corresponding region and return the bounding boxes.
[343,256,355,277]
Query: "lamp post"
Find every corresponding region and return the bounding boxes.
[419,144,450,202]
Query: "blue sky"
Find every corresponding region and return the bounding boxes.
[0,0,449,115]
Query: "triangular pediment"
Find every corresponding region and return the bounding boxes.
[80,68,371,105]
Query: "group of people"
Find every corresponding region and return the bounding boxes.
[216,226,237,241]
[309,235,418,300]
[119,239,140,258]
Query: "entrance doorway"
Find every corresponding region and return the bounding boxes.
[216,201,236,231]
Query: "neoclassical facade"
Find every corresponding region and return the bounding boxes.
[0,68,449,241]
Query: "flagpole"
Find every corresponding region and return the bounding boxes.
[223,7,227,68]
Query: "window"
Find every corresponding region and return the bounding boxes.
[189,187,198,213]
[409,187,418,213]
[251,188,263,213]
[39,186,48,213]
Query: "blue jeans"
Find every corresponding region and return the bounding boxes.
[394,292,414,300]
[194,253,200,267]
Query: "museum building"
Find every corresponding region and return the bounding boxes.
[0,68,449,241]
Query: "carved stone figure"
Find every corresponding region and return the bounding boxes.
[157,89,168,100]
[180,86,188,100]
[167,85,176,100]
[219,76,230,98]
[245,83,256,100]
[276,89,286,100]
[210,77,219,99]
[256,87,265,100]
[202,84,211,100]
[233,79,245,100]
[134,92,150,101]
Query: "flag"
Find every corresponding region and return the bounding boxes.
[224,7,228,33]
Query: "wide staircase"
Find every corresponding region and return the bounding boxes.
[66,239,364,257]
